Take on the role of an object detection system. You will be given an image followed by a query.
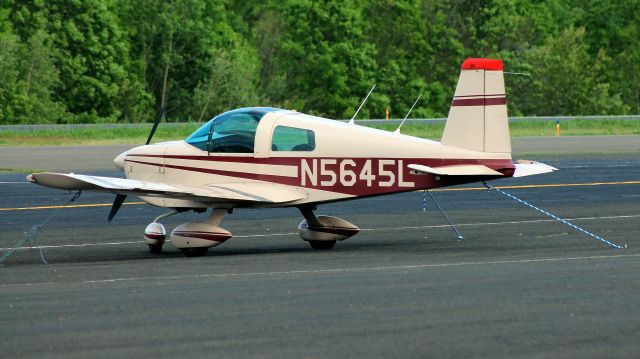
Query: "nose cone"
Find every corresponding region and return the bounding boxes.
[114,151,127,170]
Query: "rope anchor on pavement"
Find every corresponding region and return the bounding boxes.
[0,190,82,265]
[422,189,464,240]
[483,182,627,249]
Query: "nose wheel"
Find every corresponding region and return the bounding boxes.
[148,243,163,254]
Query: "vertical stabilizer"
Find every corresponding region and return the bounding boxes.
[441,58,511,153]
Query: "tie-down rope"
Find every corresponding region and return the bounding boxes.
[0,191,82,265]
[484,182,626,249]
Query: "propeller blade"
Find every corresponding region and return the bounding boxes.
[145,106,166,145]
[108,194,127,222]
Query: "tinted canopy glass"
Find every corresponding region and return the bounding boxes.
[186,107,282,152]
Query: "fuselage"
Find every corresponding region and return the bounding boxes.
[24,59,561,257]
[115,108,515,209]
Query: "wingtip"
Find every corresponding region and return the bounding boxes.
[25,172,47,183]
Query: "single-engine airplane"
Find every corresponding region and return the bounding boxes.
[27,58,556,256]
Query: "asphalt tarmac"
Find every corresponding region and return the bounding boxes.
[1,141,639,358]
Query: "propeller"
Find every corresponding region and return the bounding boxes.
[145,105,166,145]
[108,106,166,221]
[108,194,127,222]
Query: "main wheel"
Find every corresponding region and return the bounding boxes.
[308,240,336,250]
[181,247,209,257]
[148,244,163,254]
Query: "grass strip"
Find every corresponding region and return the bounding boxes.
[0,119,638,147]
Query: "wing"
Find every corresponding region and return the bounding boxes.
[26,172,307,204]
[408,164,504,176]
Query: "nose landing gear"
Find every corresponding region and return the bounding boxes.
[144,222,166,254]
[143,210,180,254]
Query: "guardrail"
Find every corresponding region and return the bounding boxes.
[357,115,640,125]
[1,115,639,131]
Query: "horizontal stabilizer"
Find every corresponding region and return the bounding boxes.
[26,172,306,204]
[513,160,558,178]
[408,164,504,176]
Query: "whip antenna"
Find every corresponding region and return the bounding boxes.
[394,91,423,134]
[348,84,376,125]
[502,71,531,76]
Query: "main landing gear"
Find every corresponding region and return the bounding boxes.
[144,208,232,257]
[297,207,359,250]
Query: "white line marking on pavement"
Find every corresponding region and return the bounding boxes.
[82,253,640,284]
[0,240,145,251]
[2,214,637,252]
[3,253,640,288]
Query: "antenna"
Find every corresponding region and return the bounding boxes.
[503,71,531,76]
[348,84,376,125]
[394,91,423,134]
[490,71,532,77]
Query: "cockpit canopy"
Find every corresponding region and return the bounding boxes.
[186,107,282,153]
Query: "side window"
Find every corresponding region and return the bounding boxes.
[271,126,315,151]
[209,113,259,153]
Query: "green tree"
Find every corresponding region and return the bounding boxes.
[573,0,639,114]
[193,48,260,121]
[10,0,131,123]
[511,27,626,116]
[0,30,62,124]
[0,33,23,124]
[366,1,428,118]
[2,0,638,124]
[19,30,64,123]
[262,0,379,118]
[117,0,259,122]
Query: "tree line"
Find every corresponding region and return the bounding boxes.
[0,0,638,124]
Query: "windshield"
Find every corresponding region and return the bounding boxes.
[186,107,282,152]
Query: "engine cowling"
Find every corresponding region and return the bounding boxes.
[144,222,166,246]
[170,222,232,249]
[298,215,359,242]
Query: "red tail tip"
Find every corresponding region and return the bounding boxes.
[461,58,503,71]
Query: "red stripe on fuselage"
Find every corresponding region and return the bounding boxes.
[127,154,512,167]
[125,156,514,197]
[127,158,301,188]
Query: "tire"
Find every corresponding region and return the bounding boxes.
[308,240,336,250]
[181,247,209,257]
[148,244,163,254]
